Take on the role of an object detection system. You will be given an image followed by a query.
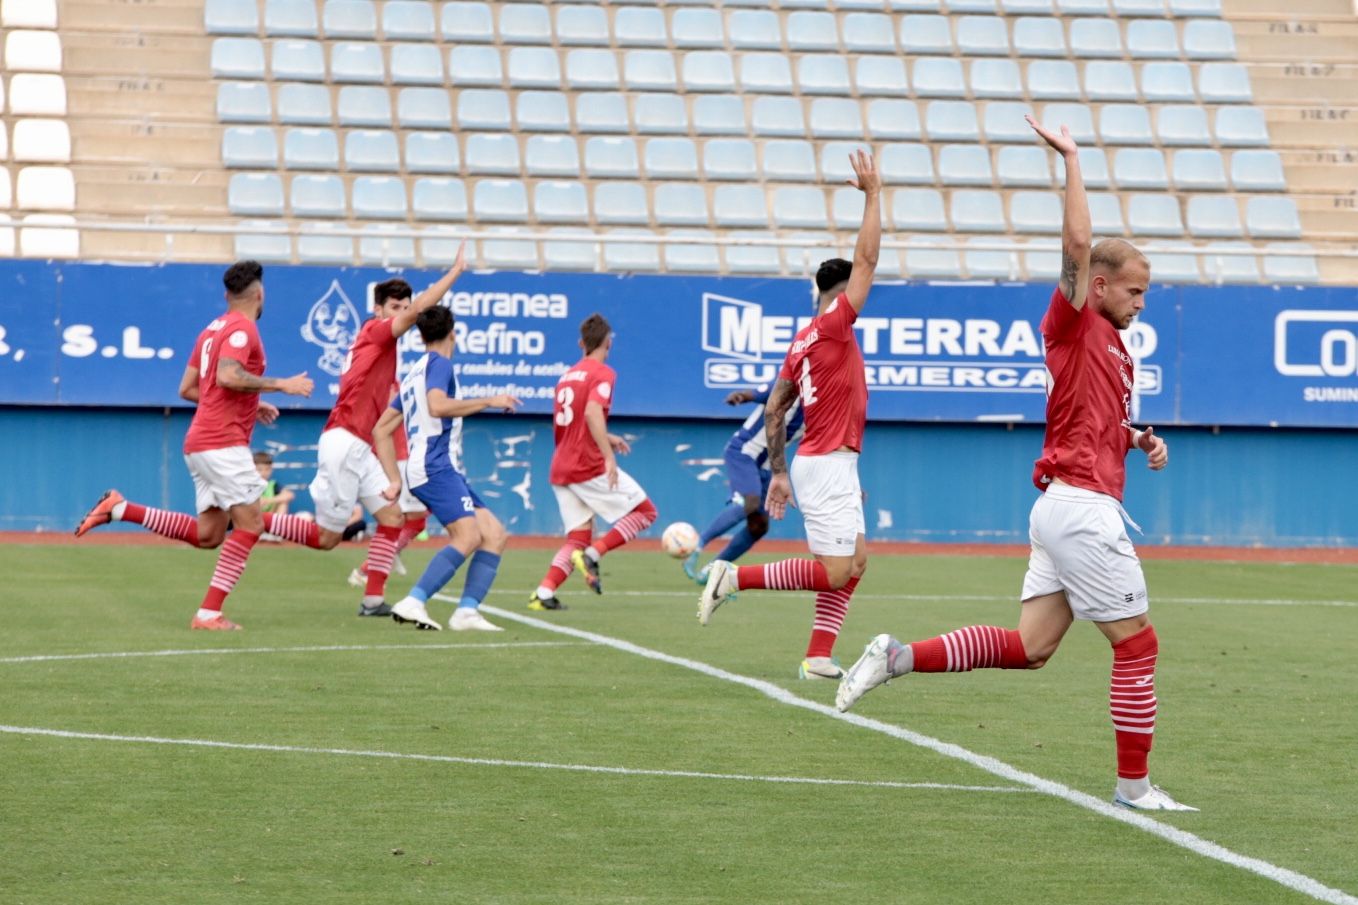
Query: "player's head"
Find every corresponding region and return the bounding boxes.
[223,260,264,318]
[814,258,853,310]
[416,305,454,346]
[372,279,413,321]
[252,450,273,478]
[1088,239,1150,330]
[580,313,612,358]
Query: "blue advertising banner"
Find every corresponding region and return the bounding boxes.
[0,261,1353,427]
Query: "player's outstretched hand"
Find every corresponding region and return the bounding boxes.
[766,472,794,520]
[1026,115,1078,157]
[450,240,467,278]
[605,461,619,490]
[380,481,401,503]
[280,372,314,397]
[607,433,631,455]
[1137,426,1168,470]
[846,149,880,196]
[488,393,522,413]
[724,390,753,406]
[256,401,280,425]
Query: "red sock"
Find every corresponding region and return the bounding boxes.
[590,499,658,557]
[396,514,427,552]
[735,559,831,592]
[363,524,403,598]
[909,626,1028,672]
[541,528,591,593]
[200,530,260,612]
[121,502,199,547]
[807,576,859,659]
[263,512,321,548]
[1111,625,1158,780]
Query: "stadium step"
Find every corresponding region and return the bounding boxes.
[67,76,217,123]
[1263,105,1358,149]
[79,226,234,264]
[73,166,229,218]
[1248,63,1358,105]
[1279,149,1358,194]
[62,32,211,80]
[61,0,205,34]
[70,121,221,168]
[1224,0,1355,16]
[1233,19,1358,63]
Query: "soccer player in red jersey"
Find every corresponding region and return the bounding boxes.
[74,261,313,630]
[835,118,1195,813]
[698,149,881,681]
[529,313,658,611]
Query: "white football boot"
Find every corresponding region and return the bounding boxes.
[697,560,737,626]
[836,634,908,712]
[449,608,504,632]
[391,597,441,631]
[798,656,844,680]
[1114,785,1199,812]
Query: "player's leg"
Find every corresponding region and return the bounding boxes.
[286,430,365,551]
[74,472,205,548]
[352,448,406,616]
[687,452,761,580]
[449,503,508,631]
[187,448,274,630]
[530,485,592,610]
[349,462,425,586]
[392,475,482,631]
[699,462,771,581]
[799,533,869,679]
[572,468,657,594]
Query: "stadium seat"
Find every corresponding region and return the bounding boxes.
[480,227,540,271]
[217,83,272,123]
[14,166,73,210]
[614,8,666,47]
[692,96,747,136]
[904,238,964,280]
[654,184,709,226]
[926,101,980,141]
[728,10,781,49]
[1088,192,1126,235]
[1025,61,1080,101]
[1156,105,1210,145]
[664,229,722,274]
[1069,19,1122,57]
[1186,195,1242,237]
[1198,62,1251,102]
[594,183,649,225]
[996,146,1050,187]
[537,228,595,272]
[635,94,688,135]
[297,225,353,264]
[1145,241,1200,282]
[398,88,451,129]
[205,0,257,35]
[1023,238,1062,281]
[739,54,794,94]
[1229,150,1286,192]
[624,51,678,92]
[900,16,954,54]
[13,214,76,258]
[508,47,560,89]
[1051,146,1111,188]
[808,99,863,139]
[565,49,618,90]
[282,125,339,169]
[0,125,7,163]
[473,179,528,222]
[556,5,608,45]
[684,52,737,93]
[222,127,277,169]
[359,226,417,267]
[1202,241,1259,283]
[1002,0,1054,12]
[499,4,551,44]
[324,0,377,39]
[457,90,511,130]
[602,229,661,273]
[576,93,630,134]
[1126,194,1184,235]
[1009,191,1062,233]
[762,140,817,182]
[800,56,853,96]
[773,187,829,229]
[724,231,782,275]
[829,187,868,228]
[337,86,391,126]
[524,133,578,176]
[880,143,935,184]
[228,173,285,216]
[1141,62,1196,102]
[713,186,769,227]
[1113,0,1164,14]
[644,138,699,179]
[1113,148,1169,189]
[5,29,61,71]
[892,189,948,231]
[390,44,443,85]
[441,1,492,42]
[234,221,292,263]
[819,142,861,183]
[788,11,840,51]
[290,174,346,217]
[949,0,999,10]
[465,133,520,176]
[970,59,1023,99]
[584,137,639,178]
[938,145,993,186]
[383,1,435,40]
[516,92,571,133]
[1184,20,1236,59]
[271,40,325,81]
[856,57,909,96]
[751,97,806,137]
[1084,62,1138,102]
[964,236,1021,280]
[672,8,723,49]
[867,100,923,140]
[1245,197,1302,238]
[1262,243,1320,284]
[952,190,1007,232]
[1215,107,1269,146]
[913,58,966,98]
[4,75,63,115]
[1131,20,1184,58]
[1170,0,1222,15]
[412,177,468,220]
[957,17,1009,55]
[212,38,266,79]
[277,83,332,125]
[405,132,459,174]
[1172,149,1228,191]
[1040,103,1096,143]
[265,0,318,36]
[449,46,503,86]
[844,13,897,53]
[1013,17,1067,56]
[1100,105,1154,145]
[983,102,1036,143]
[331,42,384,82]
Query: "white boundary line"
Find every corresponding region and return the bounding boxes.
[0,725,1026,796]
[0,641,583,665]
[455,596,1358,905]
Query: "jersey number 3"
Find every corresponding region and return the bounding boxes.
[798,359,819,406]
[555,386,575,426]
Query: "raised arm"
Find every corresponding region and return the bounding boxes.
[390,241,468,339]
[842,150,881,314]
[426,388,521,419]
[1027,116,1091,309]
[216,358,313,397]
[762,378,799,520]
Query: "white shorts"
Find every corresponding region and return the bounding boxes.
[1021,482,1149,622]
[397,460,426,515]
[308,428,392,532]
[184,446,267,514]
[791,451,865,557]
[552,468,647,530]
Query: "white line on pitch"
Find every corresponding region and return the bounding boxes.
[0,725,1026,795]
[0,641,583,665]
[457,597,1358,905]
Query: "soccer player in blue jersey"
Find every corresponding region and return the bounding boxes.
[372,306,522,631]
[683,386,805,585]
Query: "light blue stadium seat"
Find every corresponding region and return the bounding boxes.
[724,231,782,276]
[1246,197,1301,238]
[297,227,353,264]
[904,238,963,280]
[1040,103,1096,143]
[1012,17,1067,56]
[970,59,1022,98]
[212,38,266,79]
[352,176,407,219]
[473,179,528,222]
[728,10,781,49]
[217,83,271,123]
[465,133,520,175]
[1229,150,1285,192]
[914,58,966,98]
[1156,105,1210,146]
[481,227,540,271]
[751,97,806,137]
[867,99,923,140]
[398,88,451,129]
[1112,0,1164,14]
[1126,20,1179,59]
[359,226,417,267]
[844,13,897,53]
[1100,104,1154,145]
[272,40,326,81]
[576,93,630,133]
[555,6,608,45]
[1215,107,1269,146]
[331,42,384,82]
[635,94,688,135]
[412,178,468,220]
[951,190,1007,232]
[337,86,391,126]
[615,8,666,47]
[290,174,346,217]
[283,125,339,169]
[1088,192,1126,234]
[1186,195,1242,237]
[1026,60,1080,99]
[1113,148,1169,189]
[1002,0,1053,11]
[1170,0,1221,14]
[672,8,723,48]
[654,184,708,226]
[714,186,769,227]
[831,187,872,229]
[405,132,458,174]
[1019,238,1059,280]
[440,1,492,42]
[938,145,992,186]
[390,43,443,85]
[1069,19,1122,57]
[265,0,317,36]
[457,89,511,130]
[644,137,698,179]
[856,57,909,95]
[892,189,948,230]
[584,137,639,178]
[508,47,560,89]
[692,96,746,135]
[820,141,861,183]
[594,183,649,225]
[541,228,597,273]
[1172,149,1228,190]
[222,127,277,169]
[1085,61,1138,102]
[800,55,853,96]
[880,143,935,184]
[664,229,721,274]
[983,102,1035,142]
[772,187,828,229]
[957,16,1009,55]
[344,129,400,172]
[926,101,980,141]
[382,1,435,40]
[740,53,794,94]
[1198,62,1251,103]
[1141,62,1195,102]
[449,46,503,87]
[1127,194,1184,235]
[996,145,1050,187]
[323,0,376,39]
[1184,20,1235,59]
[517,91,569,132]
[900,15,954,54]
[534,181,589,223]
[788,11,839,51]
[1009,191,1062,233]
[964,236,1020,280]
[1146,241,1200,282]
[624,50,678,92]
[277,83,332,124]
[1054,147,1112,188]
[603,230,660,274]
[762,140,817,182]
[206,0,257,35]
[950,0,999,11]
[684,51,736,93]
[1202,241,1259,283]
[525,135,580,177]
[1262,243,1319,284]
[809,98,863,139]
[706,137,760,179]
[235,221,292,263]
[1057,0,1108,12]
[498,4,551,44]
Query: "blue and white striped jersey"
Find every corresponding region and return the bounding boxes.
[724,385,805,467]
[392,351,464,489]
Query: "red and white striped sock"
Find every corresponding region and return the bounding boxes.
[363,524,403,598]
[909,626,1028,672]
[589,499,658,559]
[807,576,859,659]
[262,512,321,548]
[396,514,427,553]
[735,559,832,592]
[539,528,592,594]
[199,530,260,613]
[119,502,199,547]
[1111,625,1158,780]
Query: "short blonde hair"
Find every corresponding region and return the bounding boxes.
[1090,238,1148,275]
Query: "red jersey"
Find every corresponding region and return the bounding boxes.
[550,357,616,485]
[1032,287,1135,500]
[778,293,868,456]
[324,317,398,444]
[183,310,265,454]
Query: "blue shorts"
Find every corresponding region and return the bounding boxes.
[412,469,485,527]
[724,450,770,508]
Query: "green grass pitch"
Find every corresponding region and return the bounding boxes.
[2,543,1355,904]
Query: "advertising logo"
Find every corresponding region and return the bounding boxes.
[1274,310,1358,404]
[300,280,361,377]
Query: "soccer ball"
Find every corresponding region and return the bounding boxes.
[661,522,700,558]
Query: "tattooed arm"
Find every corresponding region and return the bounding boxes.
[216,358,314,397]
[1027,116,1091,310]
[762,378,799,520]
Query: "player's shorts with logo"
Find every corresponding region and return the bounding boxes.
[411,468,485,526]
[397,460,425,514]
[1021,481,1149,621]
[724,449,770,505]
[184,446,268,513]
[308,428,392,532]
[790,451,865,557]
[552,468,647,530]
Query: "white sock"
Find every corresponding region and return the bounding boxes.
[195,608,221,621]
[111,501,127,521]
[585,547,600,563]
[362,595,383,606]
[1118,776,1151,800]
[535,585,554,600]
